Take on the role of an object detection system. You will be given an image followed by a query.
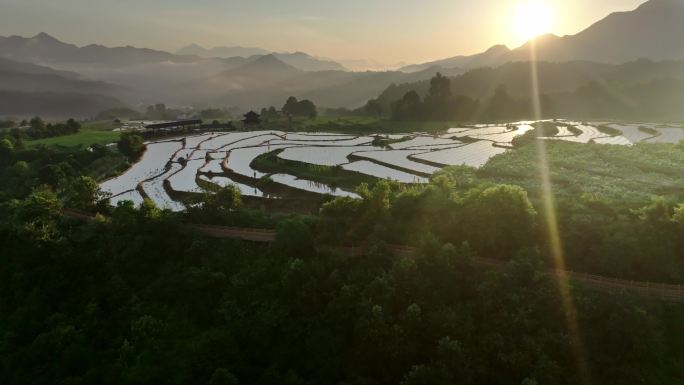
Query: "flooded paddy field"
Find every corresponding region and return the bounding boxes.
[101,120,683,209]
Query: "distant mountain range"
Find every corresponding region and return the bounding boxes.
[176,44,345,71]
[0,33,466,116]
[176,44,269,58]
[1,0,683,119]
[0,32,193,68]
[400,45,510,73]
[0,33,346,73]
[271,52,346,72]
[400,0,684,73]
[511,0,684,64]
[181,54,464,109]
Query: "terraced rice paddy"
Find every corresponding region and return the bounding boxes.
[199,175,267,198]
[547,125,607,143]
[606,124,656,143]
[342,161,429,184]
[277,146,371,166]
[199,131,283,150]
[453,126,509,138]
[141,163,187,212]
[167,157,207,193]
[172,148,196,162]
[390,136,458,149]
[200,158,225,174]
[270,174,360,198]
[101,140,182,197]
[645,127,684,144]
[226,145,294,178]
[593,136,632,146]
[270,136,374,147]
[101,120,684,209]
[556,126,576,137]
[183,133,217,149]
[353,149,440,175]
[468,124,535,143]
[412,141,508,168]
[283,133,356,141]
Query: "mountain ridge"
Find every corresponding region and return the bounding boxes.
[400,0,684,72]
[400,45,511,73]
[176,43,347,71]
[0,32,196,68]
[176,43,269,58]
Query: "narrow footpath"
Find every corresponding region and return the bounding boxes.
[63,208,684,303]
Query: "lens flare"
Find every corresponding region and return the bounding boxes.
[527,40,593,384]
[513,1,554,41]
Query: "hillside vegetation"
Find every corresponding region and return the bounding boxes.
[371,60,684,121]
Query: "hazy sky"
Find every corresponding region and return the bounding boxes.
[0,0,646,65]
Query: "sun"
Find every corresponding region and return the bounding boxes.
[512,1,554,42]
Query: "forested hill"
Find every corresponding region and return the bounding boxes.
[372,59,684,120]
[0,57,129,118]
[381,60,684,101]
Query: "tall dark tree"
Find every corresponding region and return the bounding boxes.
[282,96,318,118]
[364,99,384,117]
[65,118,81,133]
[29,116,45,131]
[392,73,478,121]
[282,96,300,116]
[424,72,454,120]
[484,85,523,121]
[392,90,425,120]
[428,72,452,100]
[64,176,107,211]
[299,99,318,118]
[117,132,145,160]
[0,138,14,165]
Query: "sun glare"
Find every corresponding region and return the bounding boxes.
[513,1,554,42]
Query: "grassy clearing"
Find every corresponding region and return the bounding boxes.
[476,140,684,206]
[27,121,120,148]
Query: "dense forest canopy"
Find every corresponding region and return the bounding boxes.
[1,127,684,384]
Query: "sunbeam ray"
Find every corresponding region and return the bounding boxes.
[528,38,594,385]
